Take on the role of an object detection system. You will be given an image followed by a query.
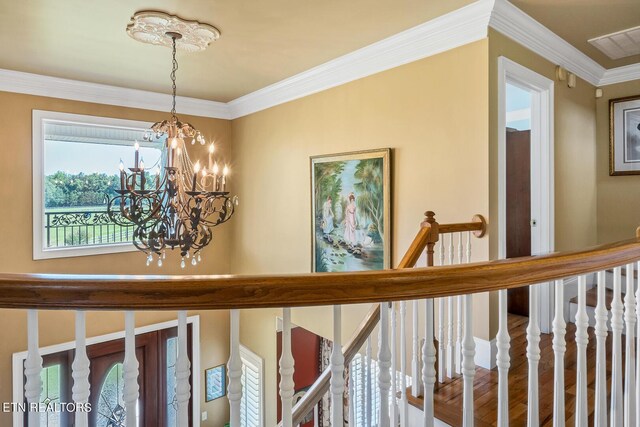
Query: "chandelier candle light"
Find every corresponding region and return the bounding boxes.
[109,21,236,268]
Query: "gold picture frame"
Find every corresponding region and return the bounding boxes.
[610,94,640,176]
[310,148,391,272]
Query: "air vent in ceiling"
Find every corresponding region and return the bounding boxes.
[589,25,640,60]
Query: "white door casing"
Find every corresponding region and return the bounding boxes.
[498,56,555,332]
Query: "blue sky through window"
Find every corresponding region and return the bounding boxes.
[506,83,531,131]
[45,141,162,175]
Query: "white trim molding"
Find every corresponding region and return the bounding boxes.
[0,0,638,120]
[227,0,493,118]
[0,68,232,120]
[474,337,497,369]
[489,0,605,86]
[599,63,640,86]
[32,110,153,260]
[498,56,555,332]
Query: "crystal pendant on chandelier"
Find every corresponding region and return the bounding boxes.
[107,31,237,266]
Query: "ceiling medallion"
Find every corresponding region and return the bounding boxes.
[126,11,221,53]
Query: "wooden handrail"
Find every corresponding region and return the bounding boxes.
[1,238,640,310]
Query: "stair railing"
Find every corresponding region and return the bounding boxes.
[6,215,640,426]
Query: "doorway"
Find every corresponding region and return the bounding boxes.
[22,325,193,427]
[498,57,554,331]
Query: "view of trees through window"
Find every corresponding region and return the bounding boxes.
[43,122,162,248]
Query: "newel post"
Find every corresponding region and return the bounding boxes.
[422,211,440,267]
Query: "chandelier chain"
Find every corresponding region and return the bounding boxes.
[171,36,178,118]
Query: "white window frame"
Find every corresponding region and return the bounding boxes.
[32,110,155,260]
[12,315,201,427]
[240,344,265,427]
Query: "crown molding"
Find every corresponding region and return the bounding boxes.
[0,69,232,120]
[599,63,640,86]
[489,0,606,86]
[227,0,493,119]
[1,0,638,120]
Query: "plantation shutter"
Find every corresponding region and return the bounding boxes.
[240,345,264,427]
[349,353,411,426]
[350,353,381,427]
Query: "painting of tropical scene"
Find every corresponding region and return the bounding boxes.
[311,150,390,272]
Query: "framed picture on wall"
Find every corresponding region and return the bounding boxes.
[310,149,391,273]
[205,364,226,402]
[610,94,640,175]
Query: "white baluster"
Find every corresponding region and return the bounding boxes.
[611,267,624,426]
[400,301,409,427]
[366,336,372,427]
[594,271,608,427]
[379,303,391,427]
[624,263,636,426]
[574,275,589,427]
[437,240,445,383]
[526,285,540,427]
[176,311,191,427]
[412,300,422,397]
[496,289,510,427]
[447,234,454,378]
[462,295,476,426]
[280,308,295,427]
[422,299,436,427]
[455,297,463,378]
[25,310,42,427]
[465,231,471,263]
[456,234,464,376]
[446,295,454,379]
[390,302,398,427]
[448,230,455,265]
[348,365,355,427]
[123,311,139,427]
[228,309,242,427]
[437,296,445,383]
[636,262,640,424]
[331,306,345,426]
[72,311,90,427]
[552,280,566,427]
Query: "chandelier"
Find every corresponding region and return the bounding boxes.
[108,26,237,268]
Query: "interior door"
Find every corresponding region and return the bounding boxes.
[506,128,532,316]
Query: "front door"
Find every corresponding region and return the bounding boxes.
[26,324,192,427]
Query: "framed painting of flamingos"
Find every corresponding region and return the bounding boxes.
[311,148,391,273]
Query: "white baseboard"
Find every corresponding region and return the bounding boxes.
[473,336,496,369]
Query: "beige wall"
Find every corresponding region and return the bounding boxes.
[0,91,233,426]
[232,40,490,426]
[595,80,640,243]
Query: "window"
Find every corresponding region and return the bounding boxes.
[240,345,264,427]
[39,364,62,427]
[33,110,163,259]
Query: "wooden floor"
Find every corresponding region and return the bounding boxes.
[408,314,618,426]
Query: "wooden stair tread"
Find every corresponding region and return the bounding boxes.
[406,386,493,427]
[569,287,613,309]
